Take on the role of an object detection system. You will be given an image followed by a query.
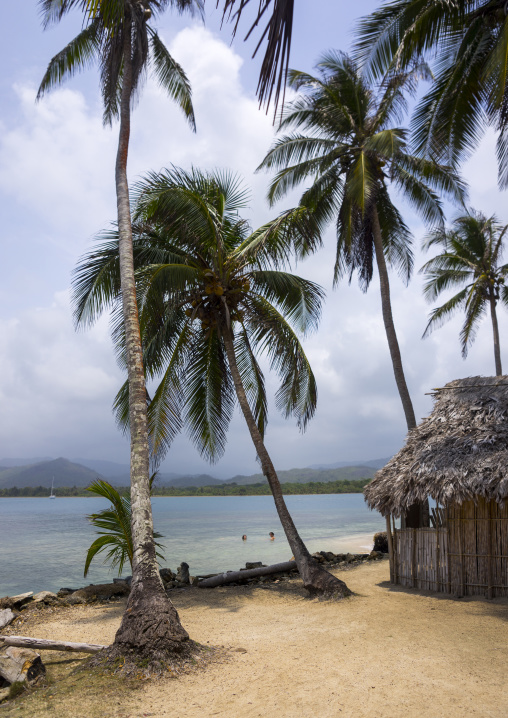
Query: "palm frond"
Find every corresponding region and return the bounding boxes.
[250,270,324,335]
[422,286,470,339]
[245,295,317,430]
[149,28,196,131]
[233,206,323,268]
[183,329,235,462]
[234,328,268,437]
[37,20,102,99]
[220,0,295,113]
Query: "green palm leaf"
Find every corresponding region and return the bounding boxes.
[148,28,196,131]
[73,168,324,463]
[84,479,164,577]
[420,209,508,363]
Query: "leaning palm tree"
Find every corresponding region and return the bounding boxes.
[421,211,508,376]
[38,0,201,660]
[258,52,466,434]
[73,166,351,598]
[355,0,508,188]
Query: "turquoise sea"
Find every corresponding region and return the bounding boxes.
[0,494,385,597]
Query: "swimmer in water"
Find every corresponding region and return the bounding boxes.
[242,534,247,541]
[269,532,275,541]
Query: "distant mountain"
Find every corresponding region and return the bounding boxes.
[0,458,111,489]
[0,456,382,490]
[225,465,377,486]
[308,457,391,471]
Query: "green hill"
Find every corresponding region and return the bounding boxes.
[0,458,106,489]
[0,459,377,490]
[225,466,376,485]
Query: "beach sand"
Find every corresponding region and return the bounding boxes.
[1,560,507,718]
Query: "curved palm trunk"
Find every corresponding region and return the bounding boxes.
[489,294,503,376]
[372,208,429,529]
[222,324,351,598]
[371,207,416,431]
[112,18,189,657]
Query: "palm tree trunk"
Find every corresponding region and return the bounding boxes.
[111,16,189,657]
[372,208,429,528]
[371,207,416,431]
[489,294,503,376]
[222,324,351,598]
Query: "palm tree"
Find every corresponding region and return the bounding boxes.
[355,1,508,187]
[73,166,352,598]
[421,211,508,376]
[258,52,466,434]
[37,0,201,659]
[84,479,165,578]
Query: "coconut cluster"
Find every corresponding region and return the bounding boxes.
[479,272,505,300]
[184,271,250,330]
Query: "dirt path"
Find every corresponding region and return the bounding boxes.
[2,561,507,718]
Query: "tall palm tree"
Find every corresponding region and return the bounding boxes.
[355,1,508,187]
[258,52,465,434]
[37,0,201,659]
[73,166,352,598]
[421,211,508,376]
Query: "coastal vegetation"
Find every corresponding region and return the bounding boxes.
[355,0,508,189]
[15,0,508,690]
[73,166,351,599]
[258,51,465,432]
[84,479,165,577]
[0,478,371,498]
[421,211,508,376]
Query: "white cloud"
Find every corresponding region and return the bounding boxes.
[0,292,127,460]
[0,85,116,245]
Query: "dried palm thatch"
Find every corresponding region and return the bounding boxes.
[364,376,508,517]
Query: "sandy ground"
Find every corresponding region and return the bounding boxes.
[2,560,508,718]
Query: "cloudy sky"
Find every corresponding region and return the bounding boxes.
[1,1,507,478]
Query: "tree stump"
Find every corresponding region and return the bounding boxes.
[0,646,46,685]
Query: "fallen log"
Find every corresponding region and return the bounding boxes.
[0,646,46,684]
[198,560,297,588]
[0,636,106,654]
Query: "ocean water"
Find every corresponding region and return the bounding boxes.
[0,494,384,596]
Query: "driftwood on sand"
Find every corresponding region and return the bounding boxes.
[0,636,106,654]
[0,646,46,684]
[198,560,297,588]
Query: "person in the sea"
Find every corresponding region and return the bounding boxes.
[269,532,275,541]
[242,534,247,541]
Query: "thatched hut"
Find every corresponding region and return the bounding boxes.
[365,376,508,598]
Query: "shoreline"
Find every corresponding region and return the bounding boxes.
[2,561,507,717]
[0,485,370,498]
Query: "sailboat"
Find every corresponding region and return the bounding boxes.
[49,477,56,500]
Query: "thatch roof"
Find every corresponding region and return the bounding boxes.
[364,376,508,517]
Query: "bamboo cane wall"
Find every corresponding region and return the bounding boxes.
[393,527,448,592]
[391,498,508,598]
